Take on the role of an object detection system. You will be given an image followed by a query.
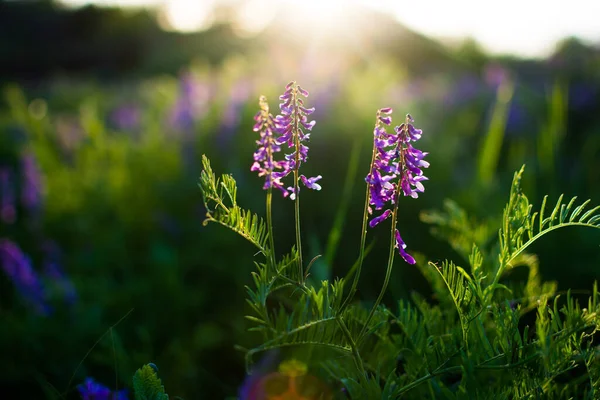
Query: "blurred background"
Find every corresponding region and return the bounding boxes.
[1,0,600,398]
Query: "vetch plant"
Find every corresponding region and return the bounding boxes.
[199,81,600,398]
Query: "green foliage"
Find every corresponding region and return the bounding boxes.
[133,364,169,400]
[200,156,600,398]
[492,166,600,299]
[199,155,270,255]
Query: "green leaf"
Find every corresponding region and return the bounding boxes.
[492,166,600,298]
[199,155,270,254]
[133,364,169,400]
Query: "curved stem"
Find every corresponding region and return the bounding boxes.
[358,201,398,343]
[292,87,304,283]
[339,119,379,315]
[336,317,365,375]
[266,188,276,274]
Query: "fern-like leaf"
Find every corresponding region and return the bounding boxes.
[199,155,270,254]
[491,165,600,297]
[431,261,480,337]
[132,364,169,400]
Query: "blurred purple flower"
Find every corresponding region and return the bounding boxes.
[169,71,212,131]
[110,104,141,131]
[20,153,43,212]
[391,79,426,104]
[42,240,77,305]
[0,239,50,315]
[570,83,598,111]
[444,74,481,106]
[0,168,16,224]
[219,79,253,151]
[484,63,509,88]
[310,78,341,120]
[77,377,128,400]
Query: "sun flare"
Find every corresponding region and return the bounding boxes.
[160,0,360,36]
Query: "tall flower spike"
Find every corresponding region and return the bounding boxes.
[391,114,429,264]
[251,95,288,196]
[366,107,396,228]
[0,239,51,314]
[396,114,429,199]
[272,81,321,200]
[365,112,428,264]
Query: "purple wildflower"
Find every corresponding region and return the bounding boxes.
[77,377,129,400]
[219,79,253,153]
[0,168,16,224]
[21,153,43,212]
[0,239,50,315]
[366,107,396,227]
[169,71,211,131]
[395,230,416,264]
[366,112,428,264]
[396,114,430,199]
[251,95,288,196]
[272,81,320,200]
[110,104,141,131]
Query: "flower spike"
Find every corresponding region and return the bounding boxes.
[365,112,428,263]
[270,82,321,199]
[250,95,288,196]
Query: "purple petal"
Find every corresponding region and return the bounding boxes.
[299,106,315,115]
[379,107,393,114]
[297,86,309,97]
[395,230,416,264]
[369,209,391,228]
[300,175,322,190]
[301,120,316,131]
[379,116,392,125]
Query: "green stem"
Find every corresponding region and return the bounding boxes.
[339,118,379,315]
[358,201,399,343]
[266,188,276,274]
[292,85,304,283]
[336,317,365,375]
[397,351,542,395]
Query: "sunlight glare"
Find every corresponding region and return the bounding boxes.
[158,0,216,32]
[278,0,356,34]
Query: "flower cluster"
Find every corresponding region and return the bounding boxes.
[77,377,128,400]
[21,153,43,212]
[0,168,16,224]
[251,95,287,196]
[0,239,50,315]
[251,82,321,199]
[396,114,430,198]
[366,107,396,227]
[366,111,429,264]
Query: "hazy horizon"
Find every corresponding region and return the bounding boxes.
[57,0,600,58]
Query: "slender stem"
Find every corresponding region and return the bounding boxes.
[357,115,408,343]
[397,351,543,395]
[266,188,276,274]
[358,201,398,343]
[292,86,304,283]
[339,114,380,315]
[336,317,365,375]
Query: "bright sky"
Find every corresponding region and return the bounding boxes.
[59,0,600,57]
